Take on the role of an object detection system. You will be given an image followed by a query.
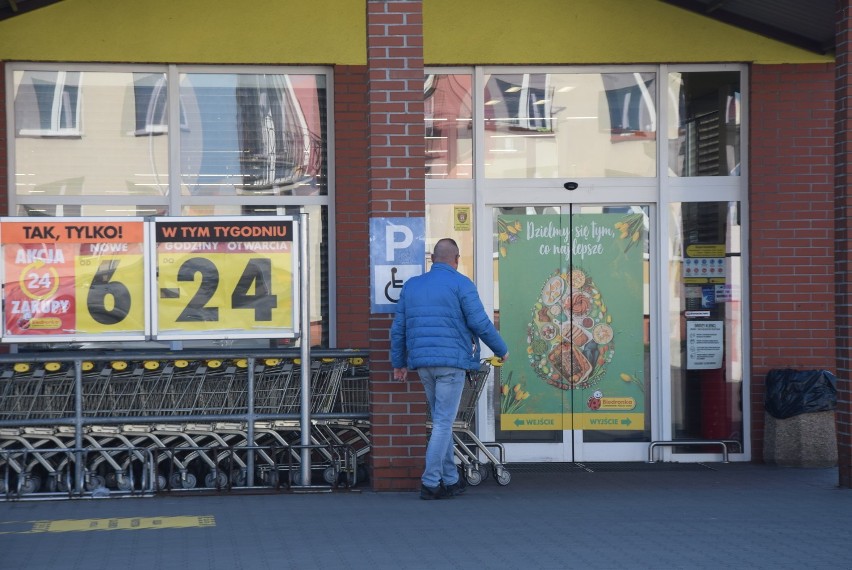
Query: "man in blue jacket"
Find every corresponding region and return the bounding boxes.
[391,238,508,500]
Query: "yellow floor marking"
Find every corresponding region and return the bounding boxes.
[7,515,217,534]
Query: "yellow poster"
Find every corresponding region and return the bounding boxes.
[154,218,297,339]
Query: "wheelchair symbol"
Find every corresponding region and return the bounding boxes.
[384,267,404,303]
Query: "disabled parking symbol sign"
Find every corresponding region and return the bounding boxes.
[369,218,425,313]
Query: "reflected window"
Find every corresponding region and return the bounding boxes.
[15,71,82,137]
[132,73,189,136]
[424,74,473,179]
[484,72,656,178]
[668,71,741,176]
[602,73,656,141]
[180,73,326,197]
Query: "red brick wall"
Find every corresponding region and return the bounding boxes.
[749,63,837,462]
[835,0,852,488]
[366,0,426,490]
[334,65,371,349]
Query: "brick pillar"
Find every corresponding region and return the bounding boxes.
[835,0,852,488]
[366,0,425,490]
[750,63,836,462]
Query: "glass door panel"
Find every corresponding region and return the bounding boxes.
[492,205,651,462]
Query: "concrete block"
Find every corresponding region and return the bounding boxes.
[764,410,838,468]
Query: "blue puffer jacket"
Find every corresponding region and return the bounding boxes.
[390,263,508,371]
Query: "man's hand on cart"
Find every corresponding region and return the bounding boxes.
[486,353,508,367]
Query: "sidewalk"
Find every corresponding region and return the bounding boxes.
[1,463,849,569]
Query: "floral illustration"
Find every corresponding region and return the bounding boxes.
[499,371,530,414]
[497,218,523,258]
[615,212,645,253]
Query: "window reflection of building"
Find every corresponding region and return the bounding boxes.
[15,71,81,137]
[482,72,657,178]
[424,74,472,179]
[601,73,656,141]
[180,73,325,198]
[668,71,741,176]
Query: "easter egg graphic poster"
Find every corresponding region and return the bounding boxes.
[497,213,646,431]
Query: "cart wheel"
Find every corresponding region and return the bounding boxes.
[464,467,483,486]
[494,466,511,486]
[261,470,280,487]
[477,464,490,483]
[170,472,197,489]
[230,469,247,487]
[86,474,106,491]
[56,470,71,492]
[322,467,339,485]
[204,471,228,488]
[155,474,167,491]
[20,475,41,494]
[116,473,134,491]
[291,471,306,486]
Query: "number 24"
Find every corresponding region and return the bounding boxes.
[176,257,278,322]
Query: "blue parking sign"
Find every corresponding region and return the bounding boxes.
[369,218,425,313]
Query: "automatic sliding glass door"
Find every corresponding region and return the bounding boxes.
[491,204,651,462]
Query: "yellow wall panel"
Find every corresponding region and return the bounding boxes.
[0,0,366,65]
[424,0,832,65]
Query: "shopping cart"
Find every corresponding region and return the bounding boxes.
[426,356,511,487]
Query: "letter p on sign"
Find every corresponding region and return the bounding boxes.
[386,225,413,261]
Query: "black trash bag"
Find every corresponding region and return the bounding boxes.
[765,369,838,419]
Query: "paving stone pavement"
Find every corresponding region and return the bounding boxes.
[0,463,849,570]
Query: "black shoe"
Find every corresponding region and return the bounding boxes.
[420,484,448,500]
[445,477,467,496]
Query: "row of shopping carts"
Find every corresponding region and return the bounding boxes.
[0,353,370,499]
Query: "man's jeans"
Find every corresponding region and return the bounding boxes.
[419,366,465,488]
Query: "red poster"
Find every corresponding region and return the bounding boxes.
[4,243,77,335]
[1,219,147,340]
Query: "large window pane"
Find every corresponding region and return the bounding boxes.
[425,74,473,179]
[669,201,743,450]
[13,70,169,197]
[179,73,327,197]
[667,71,741,176]
[484,73,657,178]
